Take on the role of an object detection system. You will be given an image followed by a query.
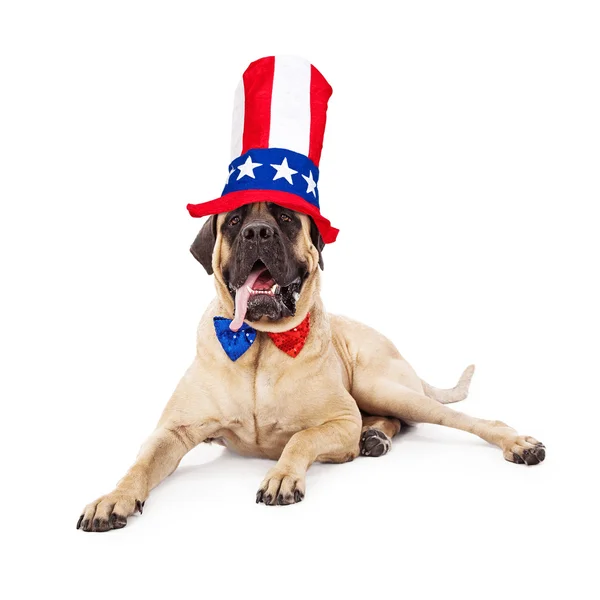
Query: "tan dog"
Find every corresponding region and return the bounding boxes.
[77,202,545,532]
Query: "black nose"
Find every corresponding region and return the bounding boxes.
[242,221,274,241]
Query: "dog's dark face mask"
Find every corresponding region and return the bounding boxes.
[190,202,324,328]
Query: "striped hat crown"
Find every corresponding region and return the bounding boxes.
[187,56,339,243]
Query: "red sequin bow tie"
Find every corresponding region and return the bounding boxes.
[213,314,310,361]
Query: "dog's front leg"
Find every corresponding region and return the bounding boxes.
[77,358,223,531]
[256,416,361,506]
[77,420,218,532]
[77,421,215,532]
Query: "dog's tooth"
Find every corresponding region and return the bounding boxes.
[293,292,300,301]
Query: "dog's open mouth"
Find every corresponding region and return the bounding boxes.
[228,261,303,331]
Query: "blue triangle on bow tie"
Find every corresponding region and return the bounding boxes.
[213,317,257,361]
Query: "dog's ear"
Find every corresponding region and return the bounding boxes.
[310,218,325,270]
[190,215,217,275]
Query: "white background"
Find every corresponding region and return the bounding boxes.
[1,1,599,598]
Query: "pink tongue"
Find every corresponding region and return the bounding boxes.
[230,266,267,331]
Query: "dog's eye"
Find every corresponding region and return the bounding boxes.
[280,213,292,223]
[229,216,240,226]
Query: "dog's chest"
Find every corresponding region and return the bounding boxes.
[213,344,324,457]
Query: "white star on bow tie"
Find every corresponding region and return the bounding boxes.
[237,155,262,180]
[302,170,317,197]
[270,157,298,185]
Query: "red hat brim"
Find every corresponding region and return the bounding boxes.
[187,190,339,244]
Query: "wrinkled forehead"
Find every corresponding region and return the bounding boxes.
[215,202,311,236]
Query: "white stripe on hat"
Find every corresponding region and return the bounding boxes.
[268,56,311,156]
[230,79,245,160]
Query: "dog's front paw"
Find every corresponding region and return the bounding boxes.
[503,436,546,466]
[76,491,145,532]
[256,468,305,506]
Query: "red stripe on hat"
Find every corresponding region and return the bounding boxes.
[308,64,333,167]
[241,56,275,154]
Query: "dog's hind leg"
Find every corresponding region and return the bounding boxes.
[359,414,402,457]
[355,378,545,465]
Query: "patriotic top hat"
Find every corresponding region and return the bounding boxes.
[187,55,339,243]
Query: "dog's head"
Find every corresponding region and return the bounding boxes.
[190,202,324,331]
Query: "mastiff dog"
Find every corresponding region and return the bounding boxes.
[77,202,545,532]
[78,55,545,532]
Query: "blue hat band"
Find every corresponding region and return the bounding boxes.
[222,148,320,209]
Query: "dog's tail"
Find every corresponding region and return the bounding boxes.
[420,364,475,404]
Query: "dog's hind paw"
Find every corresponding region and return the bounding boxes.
[503,436,546,466]
[360,428,392,457]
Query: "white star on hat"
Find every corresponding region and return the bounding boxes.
[302,170,317,197]
[270,157,298,185]
[237,155,262,180]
